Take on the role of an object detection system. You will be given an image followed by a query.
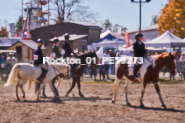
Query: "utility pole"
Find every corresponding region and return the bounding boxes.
[21,0,23,38]
[131,0,151,33]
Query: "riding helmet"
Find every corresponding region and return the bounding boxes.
[37,38,45,44]
[53,37,59,42]
[134,33,143,40]
[64,33,70,40]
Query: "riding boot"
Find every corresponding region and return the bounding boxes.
[133,65,138,80]
[71,64,77,77]
[37,68,48,83]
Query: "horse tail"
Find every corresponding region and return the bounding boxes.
[27,80,32,91]
[4,64,20,87]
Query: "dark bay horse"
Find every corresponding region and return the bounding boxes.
[65,52,98,97]
[112,52,177,108]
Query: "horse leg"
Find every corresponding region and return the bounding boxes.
[49,79,59,99]
[20,79,27,99]
[125,79,131,106]
[68,78,75,97]
[65,78,76,97]
[42,85,47,98]
[15,79,21,101]
[140,82,147,107]
[154,82,166,108]
[77,77,84,98]
[112,78,121,103]
[36,83,47,100]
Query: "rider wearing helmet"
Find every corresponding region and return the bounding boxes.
[34,39,48,83]
[62,33,77,77]
[62,33,74,58]
[52,38,62,58]
[133,33,146,80]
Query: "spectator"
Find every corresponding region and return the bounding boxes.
[180,53,185,80]
[98,58,105,80]
[103,50,110,79]
[90,65,97,81]
[110,49,116,75]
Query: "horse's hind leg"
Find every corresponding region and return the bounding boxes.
[49,79,59,98]
[65,78,76,97]
[125,79,131,106]
[77,77,84,98]
[140,82,147,107]
[20,79,27,99]
[112,78,121,103]
[15,79,21,101]
[68,78,75,97]
[154,82,166,108]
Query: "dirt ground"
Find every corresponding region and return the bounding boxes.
[0,82,185,123]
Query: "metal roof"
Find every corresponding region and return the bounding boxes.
[63,21,99,27]
[50,34,87,41]
[127,24,159,33]
[11,40,45,49]
[0,37,22,47]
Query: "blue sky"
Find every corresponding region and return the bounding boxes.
[0,0,168,31]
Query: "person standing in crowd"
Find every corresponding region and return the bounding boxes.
[98,58,105,81]
[52,38,62,58]
[103,50,110,79]
[133,33,146,80]
[34,39,48,83]
[110,49,116,75]
[180,52,185,80]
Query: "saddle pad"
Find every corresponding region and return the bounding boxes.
[34,55,38,60]
[1,64,5,68]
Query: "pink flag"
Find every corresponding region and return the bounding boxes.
[124,31,130,48]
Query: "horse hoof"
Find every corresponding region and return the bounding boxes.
[112,100,115,104]
[162,104,167,109]
[43,95,47,98]
[16,97,20,101]
[65,94,68,97]
[140,104,145,108]
[80,94,85,98]
[127,102,131,106]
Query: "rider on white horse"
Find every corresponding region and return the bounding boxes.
[34,39,48,83]
[133,33,147,80]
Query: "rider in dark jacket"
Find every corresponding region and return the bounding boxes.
[62,33,77,77]
[34,39,48,83]
[133,33,146,80]
[62,33,74,58]
[52,38,62,58]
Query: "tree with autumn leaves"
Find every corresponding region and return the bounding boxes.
[0,27,8,37]
[158,0,185,38]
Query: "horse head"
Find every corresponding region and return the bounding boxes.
[161,51,177,76]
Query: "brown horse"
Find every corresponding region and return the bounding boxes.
[65,52,98,97]
[112,52,177,108]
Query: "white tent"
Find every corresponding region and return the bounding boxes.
[145,30,185,47]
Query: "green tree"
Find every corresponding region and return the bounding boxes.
[151,15,158,25]
[15,16,23,33]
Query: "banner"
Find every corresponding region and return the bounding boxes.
[124,31,130,47]
[9,23,15,37]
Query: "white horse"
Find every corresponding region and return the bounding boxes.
[112,52,177,108]
[4,63,71,100]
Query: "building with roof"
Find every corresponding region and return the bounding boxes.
[0,37,22,49]
[128,24,159,42]
[30,21,102,55]
[50,34,87,52]
[7,40,45,62]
